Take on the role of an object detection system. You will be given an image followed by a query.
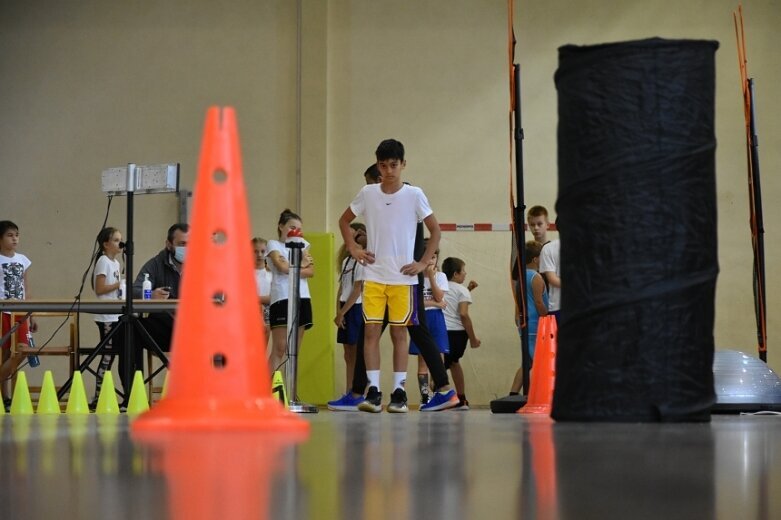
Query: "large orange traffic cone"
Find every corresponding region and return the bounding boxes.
[132,107,308,435]
[519,316,557,415]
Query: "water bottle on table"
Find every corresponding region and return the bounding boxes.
[26,330,40,368]
[142,273,152,299]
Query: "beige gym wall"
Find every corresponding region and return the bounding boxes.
[2,1,779,404]
[0,1,300,391]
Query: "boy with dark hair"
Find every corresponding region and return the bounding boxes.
[508,240,549,395]
[0,220,36,410]
[338,139,458,413]
[363,163,381,184]
[442,256,481,409]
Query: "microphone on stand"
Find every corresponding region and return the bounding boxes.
[284,228,317,413]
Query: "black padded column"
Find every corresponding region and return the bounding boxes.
[552,38,719,422]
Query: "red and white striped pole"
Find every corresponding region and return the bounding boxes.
[438,223,558,232]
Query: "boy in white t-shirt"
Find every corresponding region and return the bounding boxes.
[442,256,481,410]
[539,238,561,321]
[408,241,449,405]
[338,139,458,413]
[0,220,36,409]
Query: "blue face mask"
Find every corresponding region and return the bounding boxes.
[174,246,186,263]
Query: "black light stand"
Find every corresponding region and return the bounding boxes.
[119,164,171,398]
[57,163,177,401]
[284,232,317,413]
[512,64,530,395]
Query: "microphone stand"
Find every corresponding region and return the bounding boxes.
[285,231,317,413]
[57,163,169,401]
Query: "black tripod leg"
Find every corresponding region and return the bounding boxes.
[57,323,120,400]
[131,317,170,388]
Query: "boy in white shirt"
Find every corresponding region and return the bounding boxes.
[338,139,458,413]
[442,256,481,409]
[539,238,561,321]
[0,220,36,409]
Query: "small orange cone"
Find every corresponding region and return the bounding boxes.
[132,107,308,434]
[519,316,557,415]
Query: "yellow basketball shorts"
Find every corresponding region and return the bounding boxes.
[362,281,419,326]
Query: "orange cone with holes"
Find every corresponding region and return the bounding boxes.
[132,107,308,434]
[519,315,557,415]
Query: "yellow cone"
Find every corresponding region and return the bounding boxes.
[10,371,34,415]
[36,370,61,414]
[272,370,288,408]
[65,371,90,415]
[126,371,149,417]
[95,371,120,415]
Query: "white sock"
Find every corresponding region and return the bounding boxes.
[367,370,380,391]
[393,372,406,391]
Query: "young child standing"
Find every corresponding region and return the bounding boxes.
[540,236,561,321]
[339,139,458,413]
[526,205,550,245]
[408,241,449,405]
[509,241,549,395]
[252,237,273,342]
[328,223,367,411]
[0,220,37,410]
[508,205,551,395]
[442,256,481,410]
[266,210,315,377]
[91,226,125,409]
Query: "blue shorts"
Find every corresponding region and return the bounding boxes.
[409,308,449,355]
[336,302,363,345]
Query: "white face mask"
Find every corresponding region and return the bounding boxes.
[174,246,186,263]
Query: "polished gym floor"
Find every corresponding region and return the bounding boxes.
[1,409,780,520]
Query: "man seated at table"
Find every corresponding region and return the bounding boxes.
[131,223,188,360]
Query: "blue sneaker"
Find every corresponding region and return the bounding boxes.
[420,389,459,412]
[327,392,365,411]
